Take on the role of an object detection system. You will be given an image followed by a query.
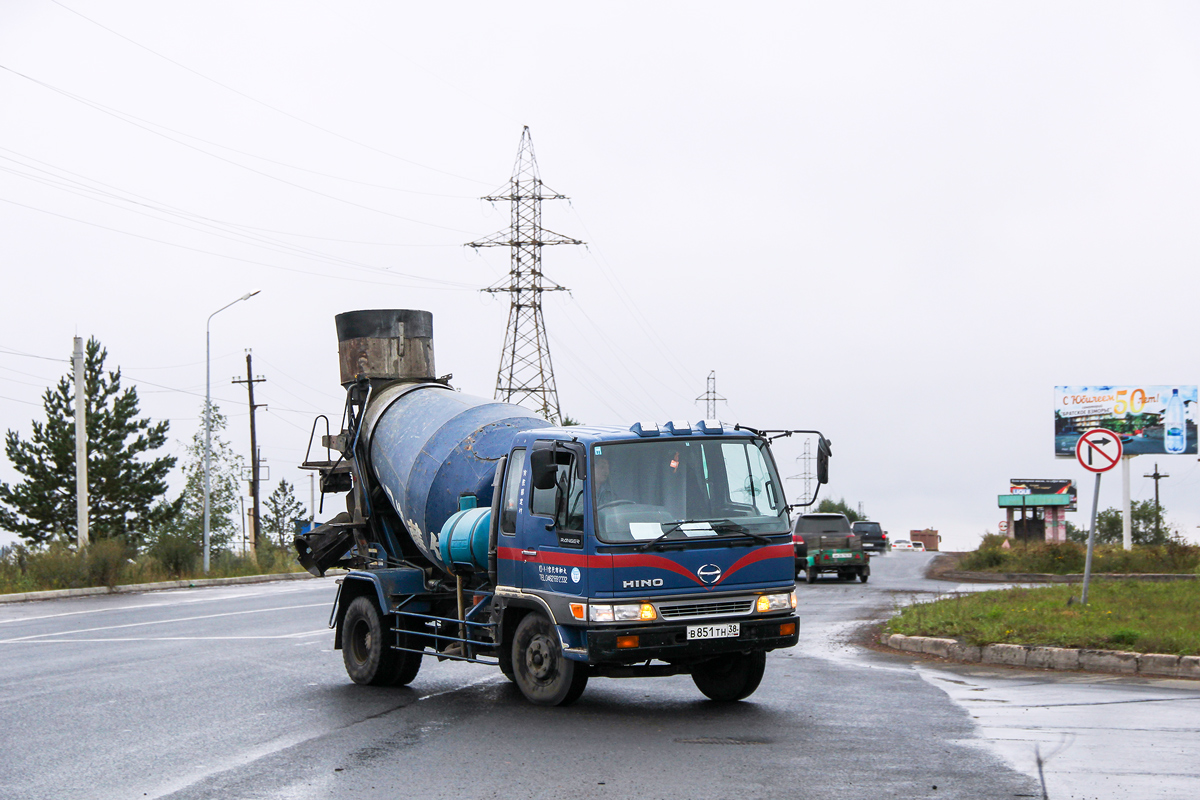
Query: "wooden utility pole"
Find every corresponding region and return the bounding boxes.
[1143,462,1169,541]
[233,352,266,554]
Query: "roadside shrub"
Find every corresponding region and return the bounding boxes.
[150,533,199,577]
[86,538,131,588]
[23,542,88,590]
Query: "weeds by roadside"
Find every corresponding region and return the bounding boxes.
[886,582,1200,656]
[959,536,1200,575]
[0,540,303,595]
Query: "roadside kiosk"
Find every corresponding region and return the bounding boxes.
[998,479,1075,542]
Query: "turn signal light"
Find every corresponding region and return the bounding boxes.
[780,622,796,636]
[639,603,657,621]
[756,595,771,613]
[569,603,586,620]
[617,635,639,649]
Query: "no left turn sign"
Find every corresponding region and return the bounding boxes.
[1076,428,1123,473]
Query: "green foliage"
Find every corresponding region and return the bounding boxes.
[1068,500,1178,546]
[560,414,582,426]
[958,536,1200,575]
[886,581,1200,655]
[0,338,178,548]
[149,533,199,578]
[0,538,302,595]
[150,403,244,554]
[262,479,307,548]
[816,497,864,523]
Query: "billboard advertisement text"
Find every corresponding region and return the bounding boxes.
[1055,385,1197,457]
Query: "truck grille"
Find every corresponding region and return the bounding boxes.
[657,599,755,620]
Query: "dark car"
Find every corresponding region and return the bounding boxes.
[792,513,854,572]
[851,520,887,553]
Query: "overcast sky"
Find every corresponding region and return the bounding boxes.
[2,2,1199,551]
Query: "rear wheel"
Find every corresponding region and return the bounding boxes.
[805,567,816,584]
[342,596,422,686]
[692,650,767,701]
[512,612,588,706]
[859,570,869,583]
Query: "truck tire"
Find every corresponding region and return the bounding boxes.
[805,567,816,584]
[343,596,416,686]
[859,565,870,584]
[512,612,588,706]
[692,650,766,702]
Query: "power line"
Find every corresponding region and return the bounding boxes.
[45,0,492,187]
[0,64,477,236]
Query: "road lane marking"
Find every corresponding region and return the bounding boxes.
[0,602,330,642]
[0,582,333,625]
[0,631,330,643]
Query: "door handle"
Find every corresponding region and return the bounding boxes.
[521,549,537,558]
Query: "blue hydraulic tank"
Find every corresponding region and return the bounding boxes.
[364,382,548,575]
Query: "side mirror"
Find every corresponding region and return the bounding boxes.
[816,436,832,484]
[529,445,558,491]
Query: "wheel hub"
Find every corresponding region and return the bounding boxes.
[526,636,554,680]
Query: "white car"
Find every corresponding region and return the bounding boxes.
[891,539,914,551]
[912,541,926,552]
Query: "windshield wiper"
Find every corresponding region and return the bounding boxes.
[636,519,767,551]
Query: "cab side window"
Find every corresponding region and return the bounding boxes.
[530,451,582,531]
[499,449,526,535]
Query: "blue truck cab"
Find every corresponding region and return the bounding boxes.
[295,310,826,706]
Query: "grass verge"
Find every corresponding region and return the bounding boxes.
[0,539,304,595]
[958,536,1200,575]
[886,581,1200,656]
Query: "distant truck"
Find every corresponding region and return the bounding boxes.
[794,513,869,583]
[296,309,833,706]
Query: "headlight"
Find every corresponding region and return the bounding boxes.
[757,593,793,612]
[613,604,643,621]
[589,603,656,622]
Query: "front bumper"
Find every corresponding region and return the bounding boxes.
[585,614,799,663]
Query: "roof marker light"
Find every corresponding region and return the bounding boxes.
[696,419,724,434]
[663,420,692,435]
[630,422,660,437]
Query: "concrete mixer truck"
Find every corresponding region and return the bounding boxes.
[295,309,831,706]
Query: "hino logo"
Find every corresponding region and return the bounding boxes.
[622,579,664,588]
[697,564,722,584]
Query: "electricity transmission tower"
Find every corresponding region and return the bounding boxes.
[695,370,727,419]
[786,439,814,505]
[468,127,582,423]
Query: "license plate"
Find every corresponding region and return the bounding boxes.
[687,623,740,640]
[831,553,851,559]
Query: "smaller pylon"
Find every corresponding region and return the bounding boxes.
[695,370,727,419]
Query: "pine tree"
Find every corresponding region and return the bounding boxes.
[156,403,245,553]
[263,479,307,548]
[0,338,177,547]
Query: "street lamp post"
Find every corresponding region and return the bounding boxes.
[205,291,260,573]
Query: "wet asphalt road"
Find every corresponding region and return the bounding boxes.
[0,554,1196,799]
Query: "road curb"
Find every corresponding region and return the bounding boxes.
[881,632,1200,680]
[0,571,324,604]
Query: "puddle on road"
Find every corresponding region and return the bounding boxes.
[794,597,1200,800]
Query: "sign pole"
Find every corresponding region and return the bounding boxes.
[1081,471,1102,605]
[1075,428,1122,605]
[1121,455,1132,551]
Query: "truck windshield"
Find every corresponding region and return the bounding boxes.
[592,438,788,544]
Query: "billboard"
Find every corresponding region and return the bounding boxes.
[1055,385,1197,457]
[1010,478,1075,511]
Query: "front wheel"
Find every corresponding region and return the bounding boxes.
[512,613,588,706]
[692,650,767,701]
